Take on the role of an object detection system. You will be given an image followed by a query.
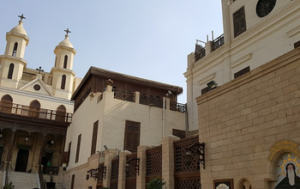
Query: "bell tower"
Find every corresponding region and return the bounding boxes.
[0,14,29,88]
[51,28,76,99]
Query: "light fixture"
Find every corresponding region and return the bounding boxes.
[47,140,54,148]
[125,158,140,176]
[185,142,205,169]
[25,137,29,142]
[207,80,218,90]
[86,166,106,180]
[166,90,172,97]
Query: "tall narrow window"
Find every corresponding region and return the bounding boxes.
[12,42,18,56]
[29,100,41,118]
[67,142,71,166]
[61,75,66,90]
[75,134,81,163]
[70,174,75,189]
[1,95,13,113]
[124,121,140,153]
[91,121,99,156]
[233,7,247,37]
[63,55,68,69]
[7,63,14,79]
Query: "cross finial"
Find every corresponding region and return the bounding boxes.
[64,28,71,35]
[18,14,26,21]
[36,66,44,74]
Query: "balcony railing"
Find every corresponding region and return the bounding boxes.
[211,34,224,51]
[0,102,72,123]
[170,102,186,113]
[113,89,135,102]
[194,44,206,62]
[139,96,163,108]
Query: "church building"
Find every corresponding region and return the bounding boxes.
[0,15,81,189]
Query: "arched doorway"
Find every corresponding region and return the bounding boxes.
[55,105,66,122]
[29,100,40,118]
[1,95,13,113]
[15,149,29,172]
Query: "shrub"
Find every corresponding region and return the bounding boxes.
[146,178,166,189]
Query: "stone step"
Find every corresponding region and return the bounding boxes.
[7,171,39,189]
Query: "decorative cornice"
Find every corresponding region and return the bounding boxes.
[196,48,300,105]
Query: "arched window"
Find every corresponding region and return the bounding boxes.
[7,63,14,79]
[56,105,66,122]
[61,75,66,90]
[29,100,40,118]
[63,55,68,69]
[12,42,18,56]
[1,95,13,113]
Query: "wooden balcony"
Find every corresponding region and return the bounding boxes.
[0,102,72,123]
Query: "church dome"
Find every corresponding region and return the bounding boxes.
[10,21,27,36]
[58,35,74,48]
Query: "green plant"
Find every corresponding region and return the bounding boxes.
[101,187,109,189]
[146,178,166,189]
[3,182,14,189]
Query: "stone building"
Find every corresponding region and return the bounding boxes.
[185,0,300,189]
[0,15,81,189]
[62,66,187,189]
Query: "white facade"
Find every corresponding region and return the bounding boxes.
[185,0,300,131]
[66,85,186,169]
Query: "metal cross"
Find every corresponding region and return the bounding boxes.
[64,28,71,35]
[18,14,26,21]
[36,66,44,74]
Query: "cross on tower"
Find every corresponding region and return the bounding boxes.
[18,14,26,21]
[36,66,44,74]
[64,28,71,35]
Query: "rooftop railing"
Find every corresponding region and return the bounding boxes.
[0,102,72,123]
[211,34,224,52]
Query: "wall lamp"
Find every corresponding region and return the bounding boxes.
[207,80,218,90]
[185,142,205,169]
[86,166,106,180]
[47,140,54,148]
[125,158,140,176]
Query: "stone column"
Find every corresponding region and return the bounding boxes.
[103,149,117,188]
[135,91,140,104]
[37,132,47,174]
[5,129,16,185]
[118,151,131,189]
[162,136,180,189]
[136,145,148,189]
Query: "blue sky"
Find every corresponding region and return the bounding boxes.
[0,1,223,103]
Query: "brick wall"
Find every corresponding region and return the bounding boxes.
[196,49,300,189]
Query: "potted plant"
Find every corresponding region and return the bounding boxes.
[146,178,166,189]
[3,182,14,189]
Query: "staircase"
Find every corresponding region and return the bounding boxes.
[6,171,39,189]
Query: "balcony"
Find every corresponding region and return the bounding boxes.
[0,102,72,123]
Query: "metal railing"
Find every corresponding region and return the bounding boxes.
[38,166,47,189]
[170,102,186,113]
[0,102,72,123]
[195,44,206,62]
[211,34,224,51]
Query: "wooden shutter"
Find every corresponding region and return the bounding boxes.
[71,174,75,189]
[91,121,98,155]
[75,134,81,163]
[173,129,186,139]
[124,121,140,153]
[67,142,71,166]
[233,7,246,37]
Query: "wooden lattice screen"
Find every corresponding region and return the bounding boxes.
[126,153,137,189]
[110,158,119,189]
[174,136,201,189]
[97,163,105,184]
[146,146,162,183]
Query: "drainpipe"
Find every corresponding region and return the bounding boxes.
[162,97,165,139]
